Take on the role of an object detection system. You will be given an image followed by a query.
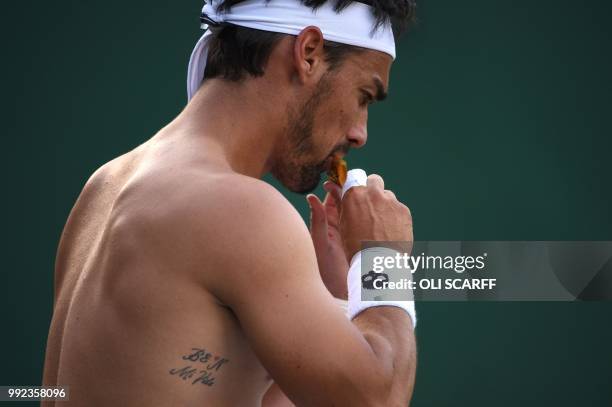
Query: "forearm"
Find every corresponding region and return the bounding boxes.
[321,247,417,404]
[353,307,417,405]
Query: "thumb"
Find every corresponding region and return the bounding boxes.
[307,194,329,244]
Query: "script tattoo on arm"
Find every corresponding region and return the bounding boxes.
[169,347,230,386]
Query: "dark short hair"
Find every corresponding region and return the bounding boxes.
[202,0,417,81]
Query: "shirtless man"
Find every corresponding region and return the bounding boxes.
[43,0,417,405]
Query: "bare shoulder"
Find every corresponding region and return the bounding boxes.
[158,172,306,237]
[199,174,300,222]
[180,173,313,264]
[118,168,315,279]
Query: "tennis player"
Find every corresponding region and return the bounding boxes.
[43,0,418,405]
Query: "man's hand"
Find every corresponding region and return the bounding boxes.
[340,174,413,261]
[307,181,348,299]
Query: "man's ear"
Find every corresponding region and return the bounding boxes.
[293,26,326,84]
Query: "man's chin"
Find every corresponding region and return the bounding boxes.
[274,172,322,195]
[289,181,320,195]
[287,175,322,195]
[270,157,329,194]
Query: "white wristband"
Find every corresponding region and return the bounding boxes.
[347,249,417,327]
[341,168,416,327]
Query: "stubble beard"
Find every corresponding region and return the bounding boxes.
[272,74,336,194]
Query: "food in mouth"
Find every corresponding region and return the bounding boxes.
[327,153,347,187]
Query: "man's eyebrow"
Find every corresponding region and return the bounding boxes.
[372,76,388,101]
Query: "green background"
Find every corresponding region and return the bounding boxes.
[3,0,611,405]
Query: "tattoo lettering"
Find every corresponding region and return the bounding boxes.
[192,370,215,386]
[183,348,212,363]
[207,356,230,371]
[169,366,199,380]
[169,347,230,387]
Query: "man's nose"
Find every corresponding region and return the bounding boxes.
[347,112,368,148]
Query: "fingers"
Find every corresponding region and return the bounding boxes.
[306,193,329,243]
[367,174,385,191]
[323,181,342,208]
[384,190,396,199]
[342,173,398,204]
[366,176,398,201]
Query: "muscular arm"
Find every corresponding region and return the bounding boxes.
[197,180,416,406]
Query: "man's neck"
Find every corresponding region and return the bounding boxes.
[171,78,286,179]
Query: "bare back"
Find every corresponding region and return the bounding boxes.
[43,133,275,406]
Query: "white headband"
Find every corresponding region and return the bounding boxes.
[186,0,396,100]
